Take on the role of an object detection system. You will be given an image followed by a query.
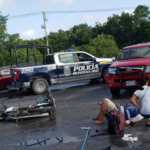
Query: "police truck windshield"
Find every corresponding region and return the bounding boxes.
[117,46,150,60]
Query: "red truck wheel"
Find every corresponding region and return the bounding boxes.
[110,88,120,96]
[102,68,108,83]
[32,78,49,95]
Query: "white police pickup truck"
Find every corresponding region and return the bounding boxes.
[8,45,112,94]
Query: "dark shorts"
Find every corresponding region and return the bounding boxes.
[140,113,150,118]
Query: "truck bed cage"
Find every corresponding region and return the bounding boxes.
[9,44,53,67]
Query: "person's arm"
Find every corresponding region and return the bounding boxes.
[131,94,141,111]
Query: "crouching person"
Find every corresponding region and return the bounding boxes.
[131,78,150,126]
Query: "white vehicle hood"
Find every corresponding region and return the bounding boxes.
[96,58,112,64]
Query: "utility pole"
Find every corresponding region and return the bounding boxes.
[41,12,49,54]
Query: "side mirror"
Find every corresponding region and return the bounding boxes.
[112,57,116,61]
[93,57,97,62]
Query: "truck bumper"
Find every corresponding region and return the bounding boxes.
[7,82,30,90]
[105,73,150,88]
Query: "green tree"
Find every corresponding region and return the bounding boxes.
[102,12,134,48]
[0,13,8,52]
[69,23,93,46]
[48,30,70,52]
[92,22,104,39]
[134,5,150,21]
[76,33,119,57]
[133,5,150,43]
[2,4,150,67]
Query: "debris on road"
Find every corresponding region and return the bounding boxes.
[80,127,91,150]
[122,134,138,143]
[0,89,56,121]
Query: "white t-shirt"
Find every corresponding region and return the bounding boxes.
[134,85,150,115]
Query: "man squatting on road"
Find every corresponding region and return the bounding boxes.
[93,78,150,126]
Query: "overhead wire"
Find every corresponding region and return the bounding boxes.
[8,5,150,19]
[7,5,150,39]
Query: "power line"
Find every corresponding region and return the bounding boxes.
[45,7,137,14]
[8,6,150,20]
[8,12,42,19]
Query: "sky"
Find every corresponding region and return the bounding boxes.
[0,0,150,40]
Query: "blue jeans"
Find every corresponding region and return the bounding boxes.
[140,113,150,118]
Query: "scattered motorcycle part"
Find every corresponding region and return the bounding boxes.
[80,127,91,150]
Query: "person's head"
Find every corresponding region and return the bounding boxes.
[137,78,148,86]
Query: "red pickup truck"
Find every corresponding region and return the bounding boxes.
[105,43,150,96]
[0,65,16,90]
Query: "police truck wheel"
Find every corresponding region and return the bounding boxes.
[110,88,120,96]
[102,68,108,83]
[32,78,49,95]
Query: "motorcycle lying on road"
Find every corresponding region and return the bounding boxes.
[0,89,56,121]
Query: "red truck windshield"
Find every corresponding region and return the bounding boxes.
[117,46,150,60]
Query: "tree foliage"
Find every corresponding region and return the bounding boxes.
[77,34,119,57]
[0,12,8,52]
[0,5,150,66]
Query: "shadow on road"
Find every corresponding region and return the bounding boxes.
[0,80,98,99]
[111,89,136,101]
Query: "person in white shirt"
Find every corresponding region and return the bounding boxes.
[131,78,150,126]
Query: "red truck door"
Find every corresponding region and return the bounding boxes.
[0,68,11,90]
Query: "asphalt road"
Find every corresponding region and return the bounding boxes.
[0,81,150,150]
